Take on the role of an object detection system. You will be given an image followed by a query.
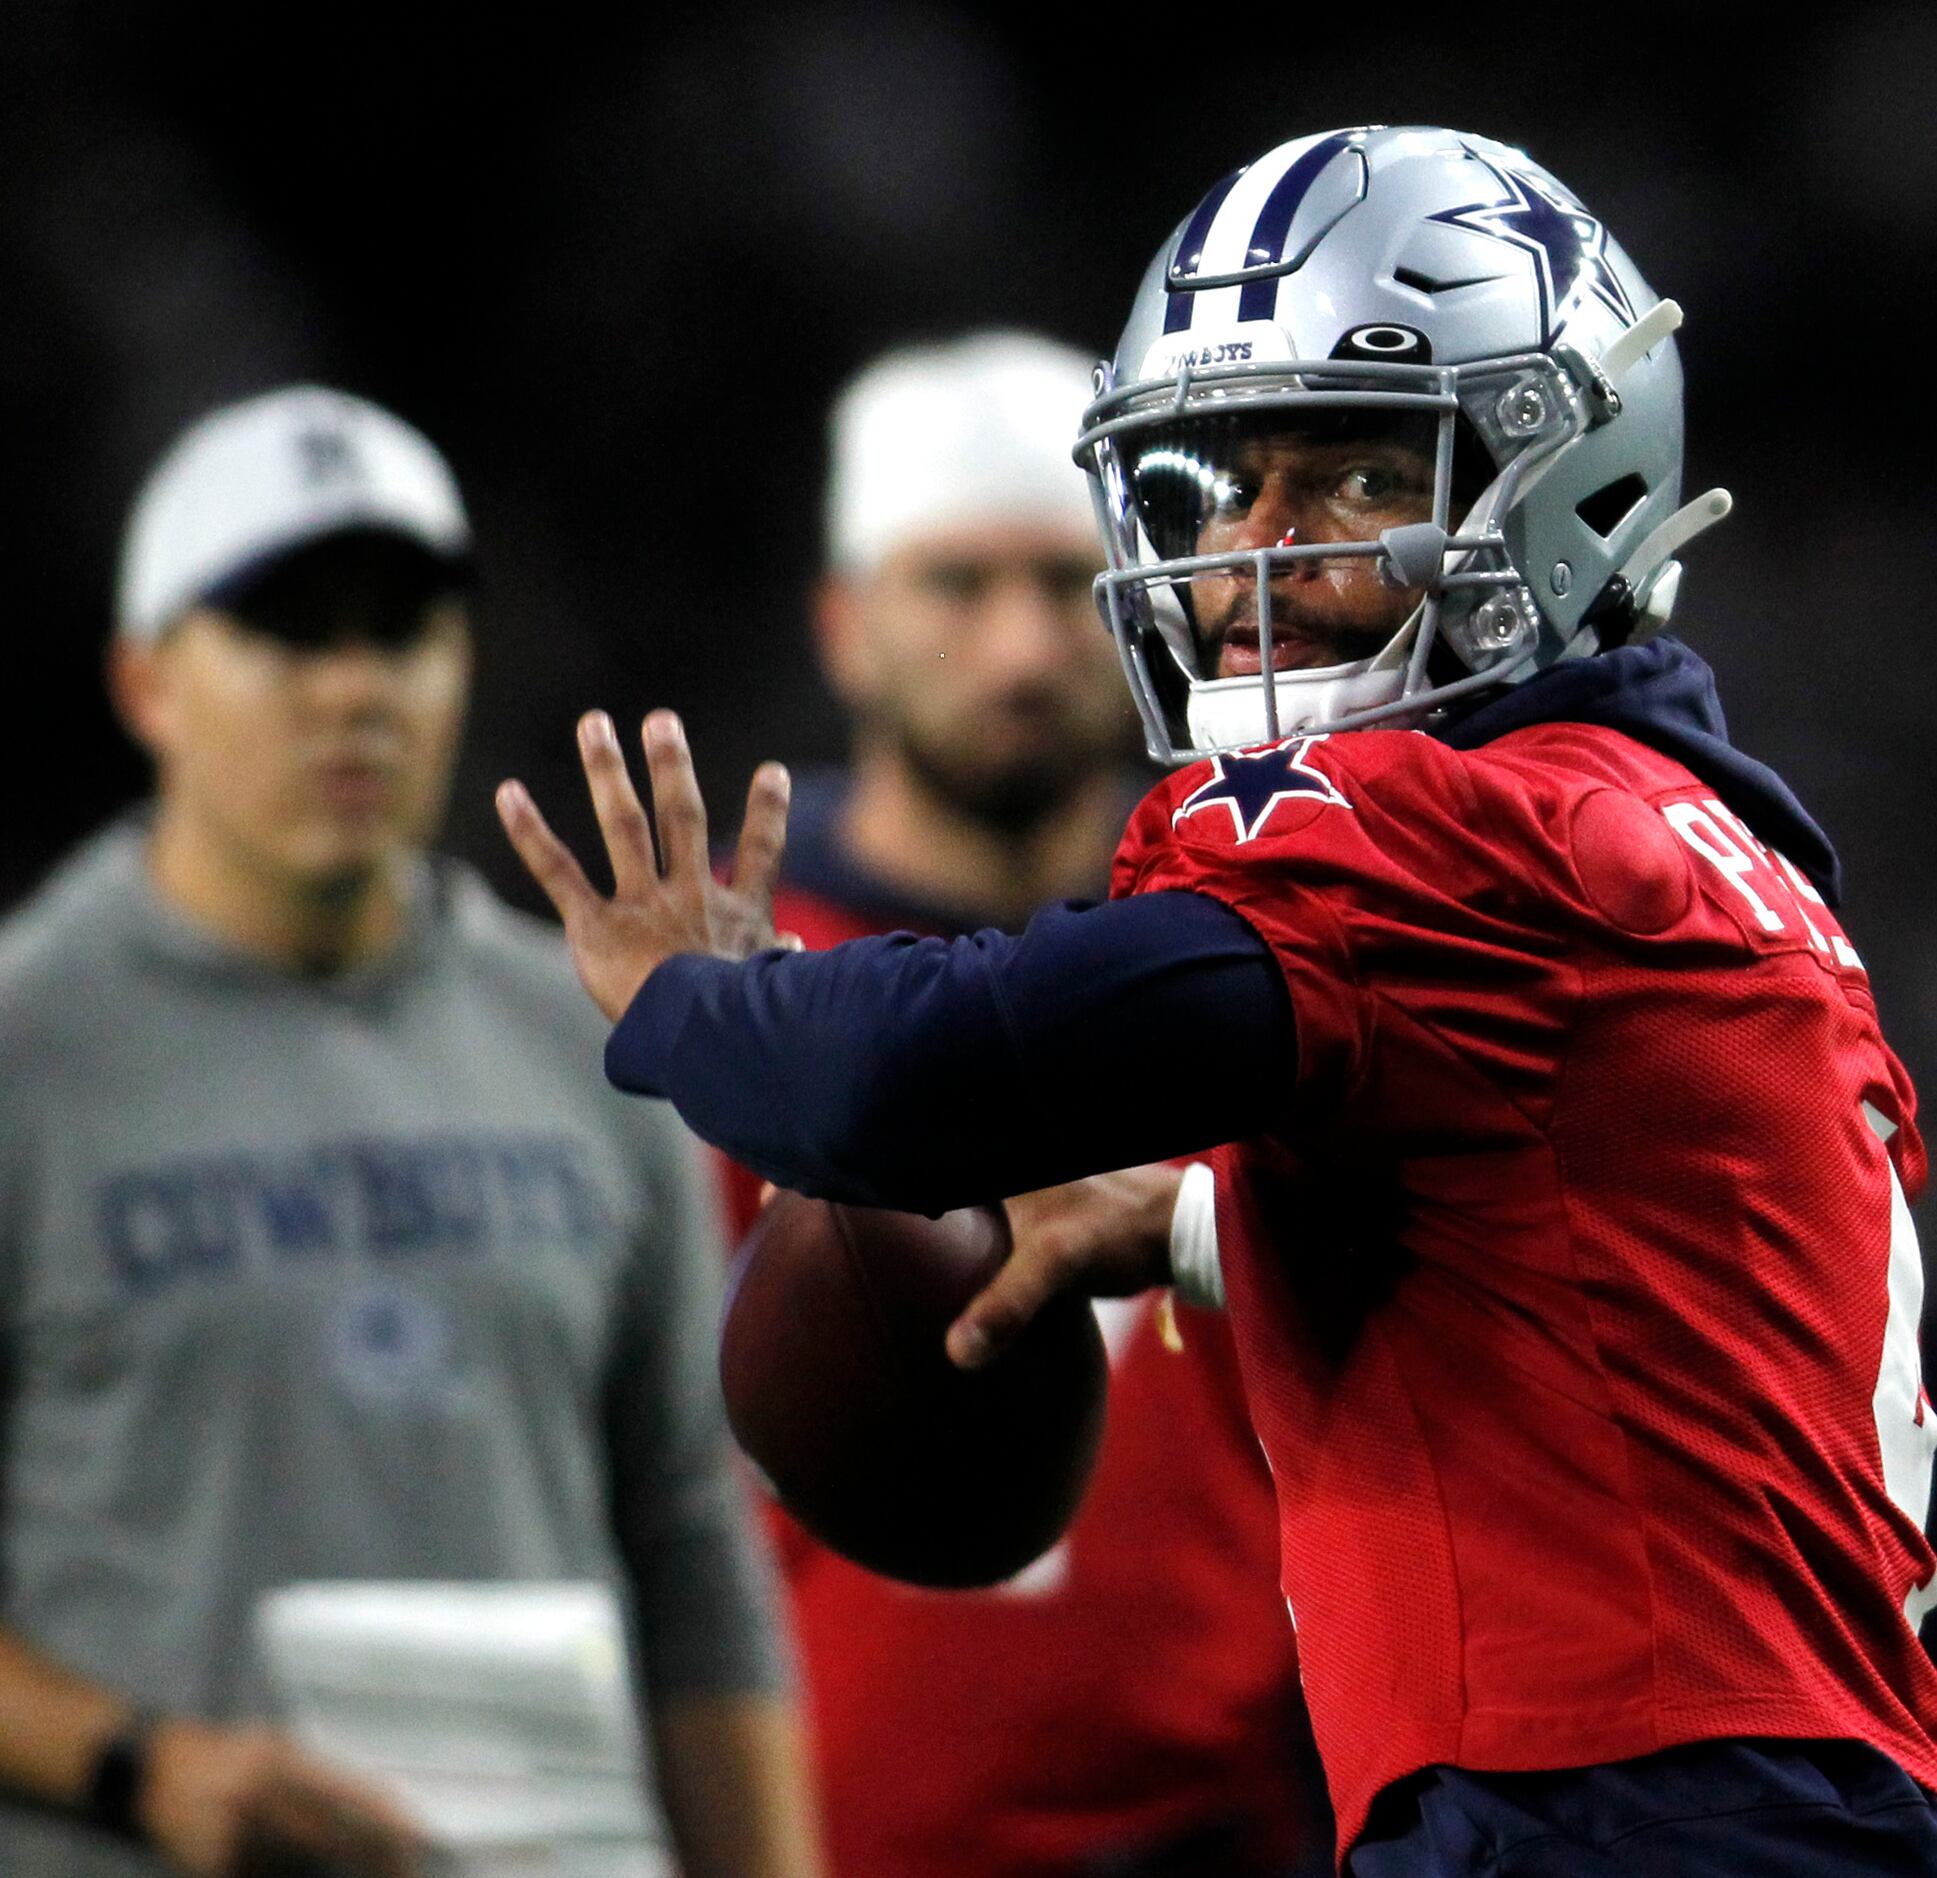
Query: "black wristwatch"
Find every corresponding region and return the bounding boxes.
[79,1713,155,1844]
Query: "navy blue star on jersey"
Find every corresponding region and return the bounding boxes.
[1432,150,1635,340]
[1171,735,1350,844]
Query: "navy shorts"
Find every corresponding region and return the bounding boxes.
[1346,1739,1937,1877]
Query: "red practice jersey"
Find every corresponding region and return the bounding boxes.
[720,878,1322,1878]
[1112,721,1937,1858]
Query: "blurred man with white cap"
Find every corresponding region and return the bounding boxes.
[0,387,819,1877]
[810,331,1132,922]
[717,333,1331,1878]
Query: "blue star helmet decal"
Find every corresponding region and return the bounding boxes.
[1172,736,1351,844]
[1431,149,1635,341]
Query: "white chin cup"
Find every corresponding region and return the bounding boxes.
[1183,660,1407,751]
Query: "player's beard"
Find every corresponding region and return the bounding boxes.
[894,715,1102,838]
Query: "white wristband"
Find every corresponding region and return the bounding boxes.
[1167,1161,1224,1311]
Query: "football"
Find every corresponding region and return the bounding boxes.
[720,1193,1108,1588]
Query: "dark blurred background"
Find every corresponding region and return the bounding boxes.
[5,2,1934,1108]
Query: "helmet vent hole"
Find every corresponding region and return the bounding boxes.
[1576,473,1648,539]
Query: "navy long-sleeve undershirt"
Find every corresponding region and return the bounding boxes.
[605,891,1295,1211]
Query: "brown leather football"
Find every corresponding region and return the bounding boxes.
[720,1193,1108,1588]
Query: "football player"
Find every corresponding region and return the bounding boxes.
[498,128,1937,1875]
[718,330,1328,1877]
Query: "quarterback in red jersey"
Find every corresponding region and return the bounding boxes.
[1112,723,1933,1853]
[502,127,1937,1875]
[719,333,1326,1878]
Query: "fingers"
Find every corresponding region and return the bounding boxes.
[946,1237,1073,1371]
[641,711,710,885]
[257,1757,426,1878]
[731,761,792,907]
[495,780,597,925]
[577,711,660,893]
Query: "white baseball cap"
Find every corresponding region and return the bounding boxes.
[826,331,1100,571]
[116,385,472,642]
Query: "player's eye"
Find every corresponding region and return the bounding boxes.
[918,562,991,604]
[1330,461,1429,510]
[1338,466,1399,502]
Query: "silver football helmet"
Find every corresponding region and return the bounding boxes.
[1074,125,1731,761]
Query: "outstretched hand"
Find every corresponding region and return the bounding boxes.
[496,709,793,1023]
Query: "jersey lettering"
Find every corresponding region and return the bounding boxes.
[1661,798,1863,969]
[97,1132,610,1294]
[1661,800,1783,930]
